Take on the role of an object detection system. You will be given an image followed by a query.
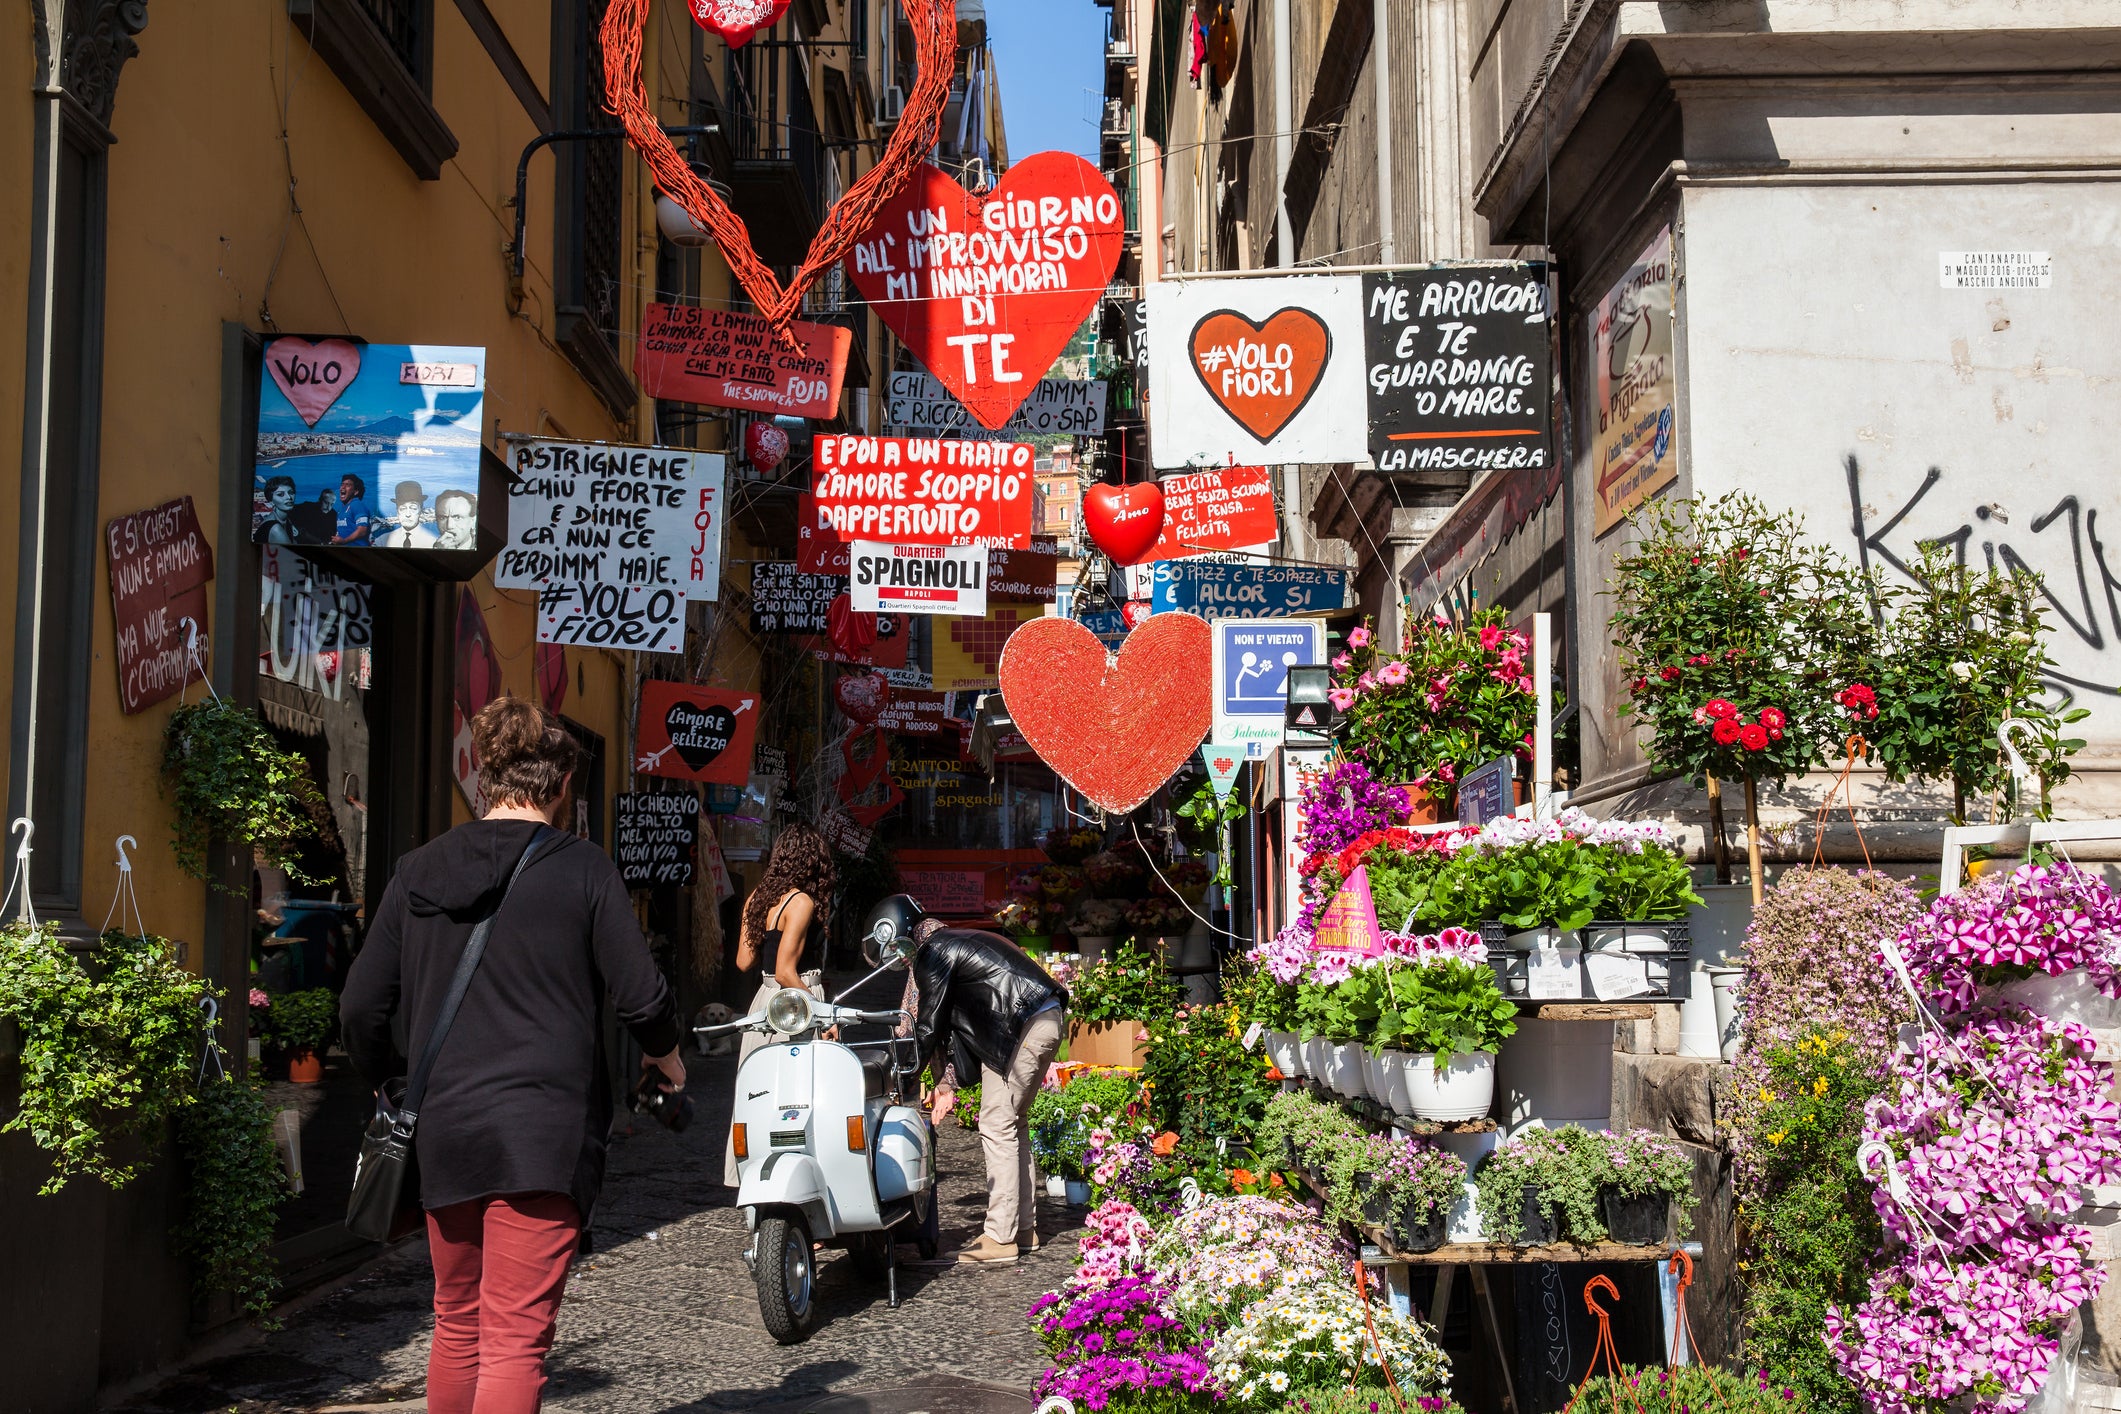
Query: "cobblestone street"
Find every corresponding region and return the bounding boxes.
[118,1049,1073,1414]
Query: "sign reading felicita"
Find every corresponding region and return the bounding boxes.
[1313,865,1386,956]
[253,338,485,550]
[634,682,759,787]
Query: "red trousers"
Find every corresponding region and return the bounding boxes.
[425,1193,583,1414]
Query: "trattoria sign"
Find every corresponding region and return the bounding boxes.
[809,435,1036,548]
[849,542,989,618]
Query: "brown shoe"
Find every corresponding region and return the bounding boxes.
[1017,1229,1042,1252]
[956,1235,1019,1266]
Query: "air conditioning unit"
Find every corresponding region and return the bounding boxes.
[878,85,906,127]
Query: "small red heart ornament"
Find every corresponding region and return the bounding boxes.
[746,420,790,472]
[833,671,891,724]
[1121,600,1152,629]
[998,613,1213,815]
[266,336,363,427]
[686,0,789,47]
[845,153,1126,429]
[1213,756,1236,774]
[1083,482,1167,566]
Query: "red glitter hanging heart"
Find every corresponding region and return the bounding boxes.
[997,613,1213,815]
[686,0,790,48]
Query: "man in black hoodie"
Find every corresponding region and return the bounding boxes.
[893,898,1068,1267]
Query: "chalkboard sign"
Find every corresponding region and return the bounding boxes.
[1363,266,1551,477]
[750,561,839,635]
[1457,756,1517,827]
[614,791,701,888]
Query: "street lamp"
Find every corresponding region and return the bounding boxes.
[655,163,736,249]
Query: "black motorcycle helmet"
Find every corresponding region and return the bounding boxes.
[861,893,928,966]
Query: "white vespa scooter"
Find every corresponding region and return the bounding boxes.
[698,932,940,1344]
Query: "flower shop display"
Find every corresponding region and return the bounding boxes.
[1255,1090,1467,1253]
[1141,1002,1278,1153]
[1472,1124,1692,1246]
[1071,897,1129,962]
[1893,860,2121,1019]
[1032,1069,1140,1199]
[1329,608,1546,817]
[1608,491,1874,901]
[253,985,337,1082]
[1573,1364,1809,1414]
[1064,943,1178,1067]
[1032,1190,1459,1411]
[1042,824,1106,866]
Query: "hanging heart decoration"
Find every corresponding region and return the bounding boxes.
[837,727,904,826]
[827,593,879,658]
[1121,600,1152,629]
[603,0,956,334]
[745,420,790,472]
[997,613,1213,815]
[1083,481,1167,566]
[686,0,790,48]
[833,671,892,724]
[844,153,1127,429]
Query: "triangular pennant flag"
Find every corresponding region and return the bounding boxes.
[1200,744,1244,803]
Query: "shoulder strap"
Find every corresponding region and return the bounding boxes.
[401,826,556,1120]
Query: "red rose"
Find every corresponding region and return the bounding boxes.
[1660,665,1682,682]
[1740,723,1770,751]
[1705,698,1738,721]
[1712,718,1744,746]
[1759,707,1787,732]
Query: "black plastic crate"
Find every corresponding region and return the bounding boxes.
[1478,920,1693,1002]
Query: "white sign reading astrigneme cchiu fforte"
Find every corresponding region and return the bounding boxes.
[499,438,696,655]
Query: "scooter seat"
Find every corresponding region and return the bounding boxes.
[858,1048,892,1102]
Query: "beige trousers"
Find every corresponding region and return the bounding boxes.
[977,1007,1065,1244]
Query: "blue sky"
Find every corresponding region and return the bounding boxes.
[988,1,1108,163]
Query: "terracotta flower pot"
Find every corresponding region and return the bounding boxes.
[287,1046,324,1084]
[1393,781,1448,825]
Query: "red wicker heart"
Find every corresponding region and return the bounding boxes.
[998,613,1213,814]
[602,0,956,333]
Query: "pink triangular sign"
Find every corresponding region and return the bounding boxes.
[1313,863,1386,957]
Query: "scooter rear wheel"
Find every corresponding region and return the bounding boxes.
[755,1214,816,1344]
[915,1187,941,1260]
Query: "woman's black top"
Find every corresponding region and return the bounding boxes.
[757,893,819,977]
[341,820,679,1218]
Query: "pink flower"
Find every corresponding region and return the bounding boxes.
[1497,647,1525,674]
[1692,705,1711,726]
[1436,761,1456,784]
[1378,660,1410,686]
[1516,675,1535,694]
[1328,687,1357,711]
[1348,626,1373,649]
[1331,653,1351,671]
[249,988,271,1010]
[1357,672,1377,692]
[1478,625,1503,651]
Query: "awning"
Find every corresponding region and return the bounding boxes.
[1401,459,1564,614]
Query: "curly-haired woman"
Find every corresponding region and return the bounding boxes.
[724,819,837,1184]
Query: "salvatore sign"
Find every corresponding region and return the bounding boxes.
[849,542,989,618]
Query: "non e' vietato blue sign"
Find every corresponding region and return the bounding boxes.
[1078,609,1130,647]
[1152,562,1351,618]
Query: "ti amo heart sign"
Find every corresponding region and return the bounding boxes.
[1145,273,1369,469]
[844,153,1125,430]
[810,435,1036,548]
[635,682,760,786]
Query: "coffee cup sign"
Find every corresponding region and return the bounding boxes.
[635,682,760,786]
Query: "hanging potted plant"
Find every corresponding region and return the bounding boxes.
[1473,1125,1610,1246]
[255,986,336,1083]
[162,698,326,887]
[1607,492,1874,906]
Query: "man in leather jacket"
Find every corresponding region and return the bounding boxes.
[896,901,1068,1266]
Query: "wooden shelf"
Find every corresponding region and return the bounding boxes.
[1526,1002,1660,1021]
[1360,1238,1679,1265]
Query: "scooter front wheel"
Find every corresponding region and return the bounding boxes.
[755,1214,816,1344]
[915,1187,940,1261]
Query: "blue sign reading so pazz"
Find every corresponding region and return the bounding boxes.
[1152,562,1352,618]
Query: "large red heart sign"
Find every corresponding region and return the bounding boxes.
[1189,308,1332,443]
[845,153,1125,430]
[266,337,363,427]
[998,613,1213,815]
[687,0,788,47]
[1083,481,1166,566]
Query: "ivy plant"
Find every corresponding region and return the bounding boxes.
[0,926,203,1192]
[162,699,325,886]
[175,1075,290,1321]
[1474,1124,1611,1244]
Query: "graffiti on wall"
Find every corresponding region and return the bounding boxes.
[1846,453,2121,703]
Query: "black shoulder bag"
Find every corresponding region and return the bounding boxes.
[348,826,555,1242]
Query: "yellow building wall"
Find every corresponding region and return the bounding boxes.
[77,1,707,940]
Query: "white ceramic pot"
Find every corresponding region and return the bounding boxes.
[1507,926,1580,952]
[1526,944,1585,1000]
[1304,1037,1332,1084]
[1166,931,1213,972]
[1709,965,1747,1062]
[1497,1019,1613,1130]
[1678,962,1723,1059]
[1269,1030,1304,1078]
[1076,935,1113,965]
[1331,1042,1371,1099]
[1446,1180,1484,1242]
[1371,1047,1414,1117]
[1064,1178,1092,1206]
[1046,1174,1068,1200]
[1402,1050,1497,1122]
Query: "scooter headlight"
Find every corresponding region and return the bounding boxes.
[765,987,814,1036]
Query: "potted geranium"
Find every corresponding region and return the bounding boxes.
[1374,936,1516,1122]
[1608,492,1875,904]
[255,986,336,1083]
[1429,816,1600,998]
[1329,610,1547,819]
